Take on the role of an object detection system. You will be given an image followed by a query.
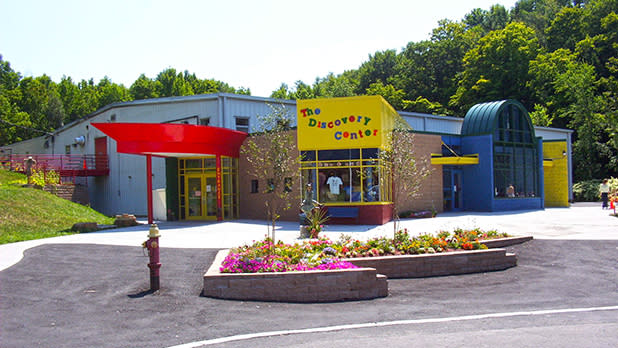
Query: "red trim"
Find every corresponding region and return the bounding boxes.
[91,123,247,157]
[146,155,153,224]
[91,123,247,223]
[216,155,223,221]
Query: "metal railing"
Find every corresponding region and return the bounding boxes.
[0,154,110,177]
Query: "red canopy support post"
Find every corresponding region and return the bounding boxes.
[216,155,223,221]
[146,154,154,224]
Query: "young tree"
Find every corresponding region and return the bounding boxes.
[380,117,433,235]
[240,104,298,241]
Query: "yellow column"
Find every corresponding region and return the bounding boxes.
[543,141,569,207]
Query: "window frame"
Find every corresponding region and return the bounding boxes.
[300,148,390,205]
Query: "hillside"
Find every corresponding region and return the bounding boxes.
[0,169,114,244]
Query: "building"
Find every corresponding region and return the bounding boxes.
[1,93,572,224]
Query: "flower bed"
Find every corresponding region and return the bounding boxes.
[219,239,358,273]
[204,250,387,302]
[217,228,514,274]
[203,228,524,302]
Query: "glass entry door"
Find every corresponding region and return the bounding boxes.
[185,174,217,220]
[443,167,463,211]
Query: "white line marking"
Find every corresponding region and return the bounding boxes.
[167,305,618,348]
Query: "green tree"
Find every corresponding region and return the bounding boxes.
[96,76,130,109]
[511,0,573,47]
[553,60,604,180]
[365,81,408,110]
[405,96,449,115]
[357,50,398,93]
[129,74,160,100]
[546,6,586,51]
[270,83,293,99]
[450,22,540,113]
[312,73,357,97]
[528,104,554,126]
[156,68,193,97]
[0,94,32,144]
[527,48,576,126]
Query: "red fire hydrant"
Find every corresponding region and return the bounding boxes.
[142,224,161,291]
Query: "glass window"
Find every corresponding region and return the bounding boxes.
[267,178,275,192]
[300,147,388,204]
[317,149,360,161]
[301,150,316,161]
[493,106,538,199]
[200,117,210,126]
[362,148,379,158]
[235,117,249,133]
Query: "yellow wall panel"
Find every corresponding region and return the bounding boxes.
[296,96,398,151]
[543,141,569,207]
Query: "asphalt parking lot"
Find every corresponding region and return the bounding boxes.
[1,204,616,347]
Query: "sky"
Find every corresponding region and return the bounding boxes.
[0,0,518,98]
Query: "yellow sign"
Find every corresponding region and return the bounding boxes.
[296,96,398,150]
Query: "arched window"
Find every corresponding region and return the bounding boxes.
[462,100,539,199]
[492,103,538,198]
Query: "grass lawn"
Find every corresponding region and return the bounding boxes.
[0,169,115,244]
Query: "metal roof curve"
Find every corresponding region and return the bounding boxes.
[461,100,531,136]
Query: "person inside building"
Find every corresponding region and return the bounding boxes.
[506,184,515,198]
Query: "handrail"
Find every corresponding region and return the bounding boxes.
[0,154,109,176]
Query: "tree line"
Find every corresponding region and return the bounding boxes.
[0,63,249,145]
[272,0,617,182]
[1,0,617,182]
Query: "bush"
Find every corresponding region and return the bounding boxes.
[573,180,600,201]
[30,169,60,187]
[573,178,618,202]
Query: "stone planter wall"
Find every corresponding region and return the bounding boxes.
[43,184,89,205]
[344,248,516,279]
[203,251,388,303]
[481,236,533,249]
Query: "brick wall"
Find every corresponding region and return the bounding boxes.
[395,133,443,214]
[43,184,89,205]
[238,130,301,222]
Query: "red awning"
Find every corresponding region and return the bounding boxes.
[91,123,247,157]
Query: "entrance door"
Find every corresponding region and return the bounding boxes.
[94,137,107,170]
[185,174,217,220]
[443,168,463,211]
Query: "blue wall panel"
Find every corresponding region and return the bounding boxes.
[461,135,494,211]
[492,197,543,211]
[537,137,545,208]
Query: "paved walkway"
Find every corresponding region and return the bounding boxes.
[1,202,616,348]
[1,202,616,272]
